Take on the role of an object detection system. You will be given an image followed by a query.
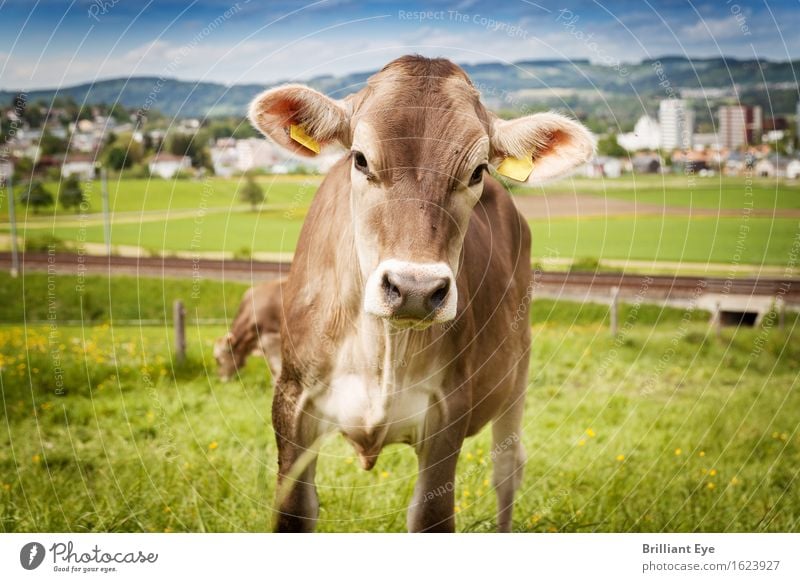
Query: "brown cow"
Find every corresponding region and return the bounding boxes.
[214,278,286,381]
[249,55,593,532]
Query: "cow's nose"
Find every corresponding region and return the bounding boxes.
[381,270,451,320]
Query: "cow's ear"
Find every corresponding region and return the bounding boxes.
[489,112,595,182]
[248,84,350,157]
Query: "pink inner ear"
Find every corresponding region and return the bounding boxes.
[531,129,567,160]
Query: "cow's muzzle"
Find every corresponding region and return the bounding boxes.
[364,260,457,325]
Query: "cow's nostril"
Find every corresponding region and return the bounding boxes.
[382,273,402,304]
[429,280,450,310]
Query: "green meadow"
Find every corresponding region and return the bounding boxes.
[1,174,798,267]
[1,273,798,532]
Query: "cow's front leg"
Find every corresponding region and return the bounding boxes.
[272,378,320,532]
[407,392,470,533]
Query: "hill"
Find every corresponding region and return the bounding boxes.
[1,56,797,122]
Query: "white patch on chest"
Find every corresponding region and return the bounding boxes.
[310,318,444,453]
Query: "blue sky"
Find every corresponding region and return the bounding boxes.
[0,0,798,89]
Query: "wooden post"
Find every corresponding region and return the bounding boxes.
[776,297,785,331]
[6,171,19,278]
[101,167,111,255]
[173,300,186,362]
[610,286,619,336]
[714,301,722,340]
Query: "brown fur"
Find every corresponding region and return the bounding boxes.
[250,55,592,532]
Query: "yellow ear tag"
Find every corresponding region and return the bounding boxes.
[496,156,534,182]
[289,124,320,155]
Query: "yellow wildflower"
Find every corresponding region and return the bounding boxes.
[674,448,682,456]
[586,428,596,438]
[706,482,716,490]
[208,441,218,451]
[709,469,717,477]
[616,454,625,462]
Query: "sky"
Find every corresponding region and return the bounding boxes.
[0,0,798,90]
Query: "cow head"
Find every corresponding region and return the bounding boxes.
[249,56,594,327]
[213,332,241,381]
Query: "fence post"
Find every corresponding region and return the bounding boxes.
[173,300,186,362]
[609,286,619,336]
[101,167,111,255]
[714,301,722,340]
[0,166,20,277]
[776,297,785,331]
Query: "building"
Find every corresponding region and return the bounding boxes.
[209,138,281,176]
[617,115,661,152]
[718,105,762,149]
[61,154,97,180]
[659,99,694,151]
[754,154,789,178]
[148,154,192,178]
[234,138,280,172]
[583,156,622,178]
[631,153,662,174]
[797,101,800,144]
[787,159,800,180]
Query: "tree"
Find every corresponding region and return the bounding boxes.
[39,131,68,155]
[167,130,212,170]
[597,134,627,157]
[59,175,86,212]
[20,181,54,213]
[239,176,264,211]
[106,146,130,170]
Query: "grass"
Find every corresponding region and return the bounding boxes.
[0,272,250,323]
[7,205,800,266]
[1,273,798,532]
[531,216,800,265]
[518,174,800,211]
[2,175,800,267]
[0,176,322,220]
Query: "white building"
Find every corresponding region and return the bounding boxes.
[786,159,800,180]
[583,156,622,178]
[617,115,661,152]
[659,99,694,151]
[148,154,192,178]
[61,155,97,180]
[754,155,789,178]
[210,138,281,176]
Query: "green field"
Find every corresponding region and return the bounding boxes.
[0,176,322,219]
[532,216,800,265]
[1,174,799,267]
[1,273,798,532]
[516,174,800,211]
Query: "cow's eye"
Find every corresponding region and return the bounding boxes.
[469,164,487,186]
[352,150,369,175]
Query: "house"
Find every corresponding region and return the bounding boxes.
[148,154,192,178]
[61,154,97,180]
[583,156,623,178]
[631,153,662,174]
[786,159,800,180]
[725,152,755,176]
[754,155,789,178]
